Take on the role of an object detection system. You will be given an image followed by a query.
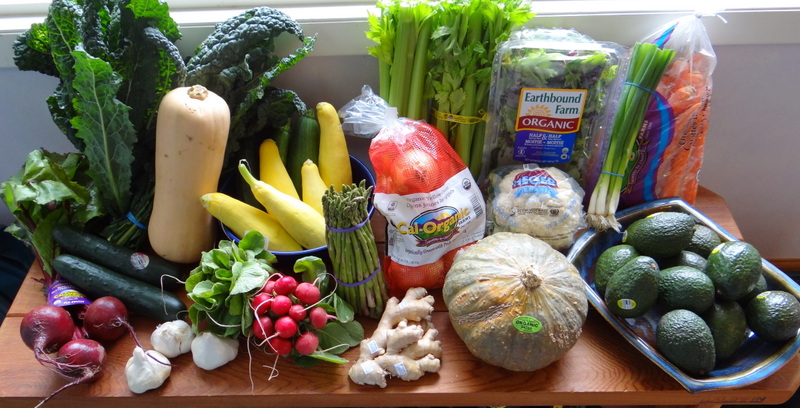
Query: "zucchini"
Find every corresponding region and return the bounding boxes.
[53,254,187,322]
[287,110,321,194]
[52,224,183,290]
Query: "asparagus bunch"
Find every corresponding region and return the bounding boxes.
[322,181,389,319]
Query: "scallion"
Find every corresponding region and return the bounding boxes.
[587,42,676,231]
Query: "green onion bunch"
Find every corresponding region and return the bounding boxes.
[587,42,676,231]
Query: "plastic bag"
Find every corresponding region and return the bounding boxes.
[337,85,390,139]
[486,163,586,250]
[587,15,716,207]
[368,109,486,295]
[478,28,626,187]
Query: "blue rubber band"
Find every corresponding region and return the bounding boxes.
[327,218,368,233]
[601,170,625,178]
[334,265,381,288]
[126,211,147,230]
[624,81,655,95]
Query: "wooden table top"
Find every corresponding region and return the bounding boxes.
[1,187,798,408]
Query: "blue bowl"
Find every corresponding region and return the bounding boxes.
[566,197,800,393]
[220,155,376,271]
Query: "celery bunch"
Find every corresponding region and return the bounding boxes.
[366,0,533,175]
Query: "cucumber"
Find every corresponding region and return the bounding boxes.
[53,254,187,322]
[287,110,321,194]
[52,224,183,290]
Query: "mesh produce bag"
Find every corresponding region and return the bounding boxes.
[369,111,486,295]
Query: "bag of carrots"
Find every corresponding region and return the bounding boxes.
[367,106,486,296]
[594,15,717,208]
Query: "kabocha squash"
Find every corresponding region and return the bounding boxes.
[148,85,231,263]
[443,232,588,371]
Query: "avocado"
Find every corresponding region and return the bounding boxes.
[604,255,659,319]
[745,290,800,342]
[686,224,722,258]
[594,244,639,296]
[622,211,695,259]
[705,241,762,300]
[703,300,748,360]
[657,309,716,376]
[658,266,715,314]
[659,250,708,271]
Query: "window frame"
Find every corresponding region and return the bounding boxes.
[1,1,799,68]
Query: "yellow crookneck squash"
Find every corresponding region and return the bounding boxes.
[148,85,231,263]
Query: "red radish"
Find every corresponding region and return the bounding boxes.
[20,305,76,356]
[308,306,334,330]
[274,316,298,338]
[251,292,273,315]
[273,275,298,296]
[288,304,307,321]
[294,282,321,305]
[267,336,293,356]
[82,296,133,343]
[270,295,292,316]
[34,338,106,408]
[252,315,274,340]
[262,278,277,295]
[294,331,319,355]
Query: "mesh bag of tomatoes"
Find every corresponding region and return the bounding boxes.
[369,115,486,296]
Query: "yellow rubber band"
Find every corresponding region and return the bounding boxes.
[432,108,487,125]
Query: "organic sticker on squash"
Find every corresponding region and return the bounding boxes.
[617,299,637,310]
[513,316,543,333]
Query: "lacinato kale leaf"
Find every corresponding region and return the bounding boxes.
[10,0,183,249]
[70,47,136,214]
[185,6,316,170]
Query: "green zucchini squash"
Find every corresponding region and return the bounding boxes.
[53,254,187,322]
[52,224,183,290]
[287,109,321,193]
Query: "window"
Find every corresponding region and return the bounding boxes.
[1,0,799,68]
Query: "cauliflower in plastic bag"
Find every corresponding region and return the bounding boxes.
[487,164,586,249]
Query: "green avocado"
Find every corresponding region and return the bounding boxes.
[703,300,748,361]
[658,266,715,314]
[705,241,762,300]
[657,309,716,376]
[594,244,639,296]
[622,211,695,259]
[604,256,659,319]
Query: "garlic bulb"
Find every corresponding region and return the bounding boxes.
[191,331,239,370]
[125,347,171,394]
[151,320,195,358]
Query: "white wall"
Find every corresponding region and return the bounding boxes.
[1,45,798,261]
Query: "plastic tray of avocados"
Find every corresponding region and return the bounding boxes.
[566,197,800,393]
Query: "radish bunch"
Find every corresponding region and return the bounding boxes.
[249,274,334,356]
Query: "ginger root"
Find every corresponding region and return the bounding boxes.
[348,287,442,388]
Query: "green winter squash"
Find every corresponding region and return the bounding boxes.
[443,232,588,371]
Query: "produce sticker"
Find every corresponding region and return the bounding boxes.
[513,88,588,164]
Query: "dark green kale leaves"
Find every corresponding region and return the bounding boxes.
[184,6,317,170]
[11,0,184,249]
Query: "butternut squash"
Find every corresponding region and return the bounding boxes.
[316,102,351,191]
[300,159,327,216]
[238,161,327,249]
[148,85,230,263]
[199,192,302,252]
[259,138,299,200]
